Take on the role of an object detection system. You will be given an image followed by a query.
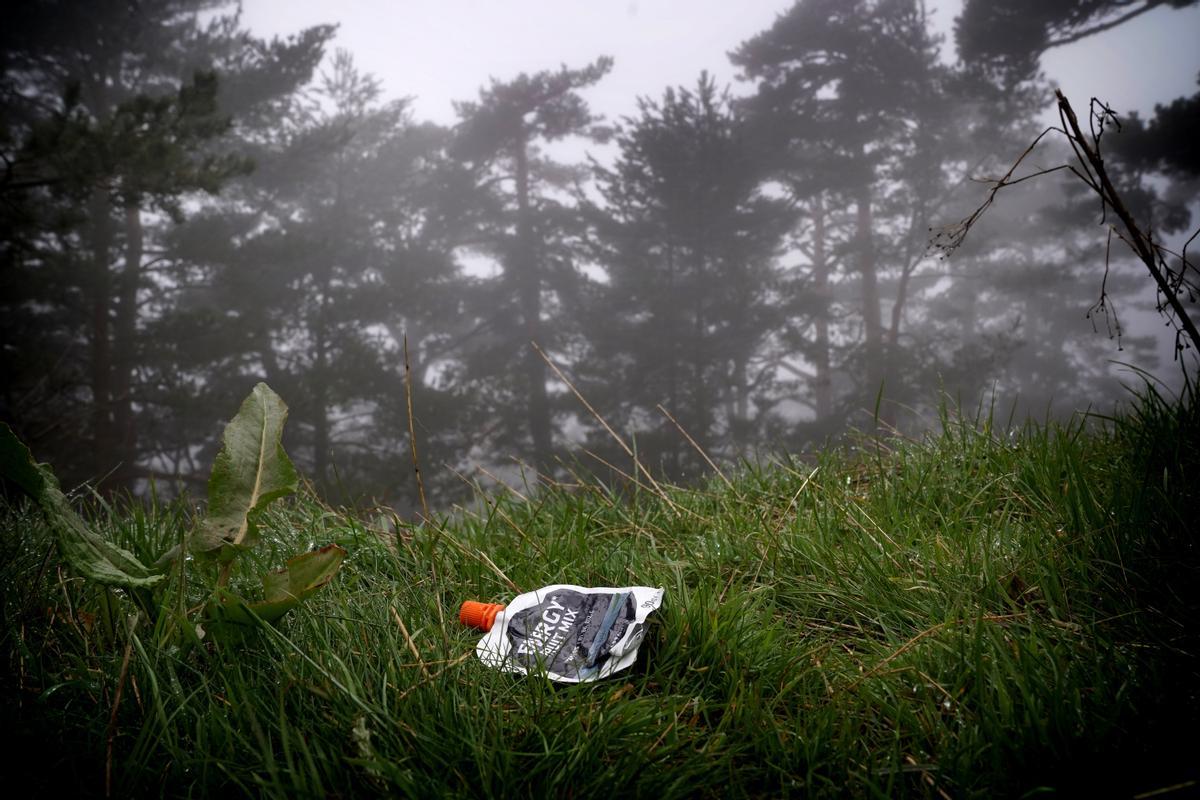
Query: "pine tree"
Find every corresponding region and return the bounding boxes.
[0,0,332,489]
[581,74,792,476]
[448,58,612,469]
[732,0,955,427]
[160,51,463,501]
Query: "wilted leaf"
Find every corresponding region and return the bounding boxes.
[191,383,298,561]
[210,544,346,624]
[0,423,163,589]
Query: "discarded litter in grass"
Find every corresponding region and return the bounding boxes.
[461,584,664,682]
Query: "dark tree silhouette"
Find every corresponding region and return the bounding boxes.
[957,0,1198,86]
[0,0,331,489]
[582,74,792,476]
[733,0,954,425]
[450,58,612,469]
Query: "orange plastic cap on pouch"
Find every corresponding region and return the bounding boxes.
[459,601,505,631]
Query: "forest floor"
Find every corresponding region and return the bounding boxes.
[2,386,1198,798]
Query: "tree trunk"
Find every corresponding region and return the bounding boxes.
[811,194,832,421]
[111,201,143,488]
[312,275,331,490]
[856,183,884,403]
[514,131,552,467]
[665,240,681,476]
[87,187,114,477]
[731,353,749,450]
[691,275,709,456]
[256,322,284,387]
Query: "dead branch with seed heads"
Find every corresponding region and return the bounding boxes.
[932,90,1200,360]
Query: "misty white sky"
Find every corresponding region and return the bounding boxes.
[241,0,1200,127]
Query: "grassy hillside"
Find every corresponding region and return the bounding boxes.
[2,387,1198,798]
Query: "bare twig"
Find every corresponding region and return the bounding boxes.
[393,651,473,702]
[435,530,519,593]
[1086,225,1123,347]
[936,90,1200,358]
[532,341,681,512]
[929,125,1065,257]
[656,403,734,492]
[475,464,529,502]
[1056,92,1200,356]
[1132,780,1200,800]
[402,334,447,643]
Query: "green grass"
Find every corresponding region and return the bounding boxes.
[2,386,1198,798]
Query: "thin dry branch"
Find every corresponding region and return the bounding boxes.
[532,341,682,513]
[1085,226,1123,345]
[656,403,734,492]
[934,91,1200,359]
[1044,1,1166,50]
[1057,92,1200,357]
[928,125,1065,256]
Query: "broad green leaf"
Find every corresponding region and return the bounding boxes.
[210,544,346,624]
[0,423,163,589]
[0,423,46,496]
[191,383,298,560]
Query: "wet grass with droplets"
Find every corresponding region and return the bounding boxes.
[2,385,1198,797]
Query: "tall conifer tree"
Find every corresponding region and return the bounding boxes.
[0,0,331,488]
[583,74,792,475]
[449,58,612,469]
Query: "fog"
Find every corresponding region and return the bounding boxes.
[3,0,1198,510]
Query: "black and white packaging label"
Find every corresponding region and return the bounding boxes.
[474,584,664,683]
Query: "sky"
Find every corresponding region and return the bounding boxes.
[240,0,1200,127]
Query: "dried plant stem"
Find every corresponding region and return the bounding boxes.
[105,613,139,798]
[532,341,681,512]
[938,90,1199,359]
[390,607,431,680]
[1053,91,1200,355]
[403,335,430,521]
[402,335,446,644]
[844,613,1025,692]
[216,560,233,589]
[656,403,734,491]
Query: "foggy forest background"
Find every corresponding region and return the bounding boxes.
[2,0,1198,511]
